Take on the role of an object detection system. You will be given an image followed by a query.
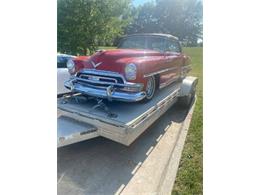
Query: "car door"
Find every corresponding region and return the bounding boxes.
[159,39,183,88]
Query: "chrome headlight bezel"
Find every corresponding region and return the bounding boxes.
[66,59,75,70]
[125,63,137,80]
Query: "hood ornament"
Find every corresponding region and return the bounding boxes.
[91,60,102,68]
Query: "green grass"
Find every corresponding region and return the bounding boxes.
[172,47,203,195]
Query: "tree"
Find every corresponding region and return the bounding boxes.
[58,0,132,55]
[125,2,158,34]
[156,0,202,46]
[125,0,203,46]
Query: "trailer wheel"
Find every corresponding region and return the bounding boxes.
[142,76,156,102]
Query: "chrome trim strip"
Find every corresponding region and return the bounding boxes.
[159,77,179,89]
[74,77,143,89]
[143,67,178,78]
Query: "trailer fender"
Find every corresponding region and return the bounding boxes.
[178,76,198,107]
[179,76,198,97]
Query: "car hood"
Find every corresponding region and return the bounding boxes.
[81,49,162,72]
[92,49,161,59]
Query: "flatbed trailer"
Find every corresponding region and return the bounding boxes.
[57,76,198,147]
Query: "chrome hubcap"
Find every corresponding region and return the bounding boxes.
[146,77,155,98]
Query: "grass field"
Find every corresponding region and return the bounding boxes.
[172,47,203,195]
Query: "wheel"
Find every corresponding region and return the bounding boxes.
[142,76,156,102]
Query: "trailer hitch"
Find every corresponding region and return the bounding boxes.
[60,93,87,104]
[59,93,117,118]
[91,98,118,118]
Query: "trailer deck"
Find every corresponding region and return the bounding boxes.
[58,81,181,147]
[57,76,198,147]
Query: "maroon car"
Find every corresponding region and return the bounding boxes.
[65,33,191,102]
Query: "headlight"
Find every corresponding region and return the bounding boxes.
[67,59,75,70]
[125,63,137,80]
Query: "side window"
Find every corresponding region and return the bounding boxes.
[148,37,165,52]
[165,40,181,53]
[118,36,146,49]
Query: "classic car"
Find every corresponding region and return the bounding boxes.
[57,53,75,95]
[64,33,191,102]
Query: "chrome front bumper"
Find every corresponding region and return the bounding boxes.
[64,78,146,102]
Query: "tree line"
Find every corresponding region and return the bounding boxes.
[58,0,203,55]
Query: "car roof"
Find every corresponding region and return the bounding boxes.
[124,33,179,40]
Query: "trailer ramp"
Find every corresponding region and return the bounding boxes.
[57,116,98,147]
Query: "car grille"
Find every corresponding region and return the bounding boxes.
[75,71,124,89]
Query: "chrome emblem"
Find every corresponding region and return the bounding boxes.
[91,60,102,68]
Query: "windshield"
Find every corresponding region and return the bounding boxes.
[118,36,166,52]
